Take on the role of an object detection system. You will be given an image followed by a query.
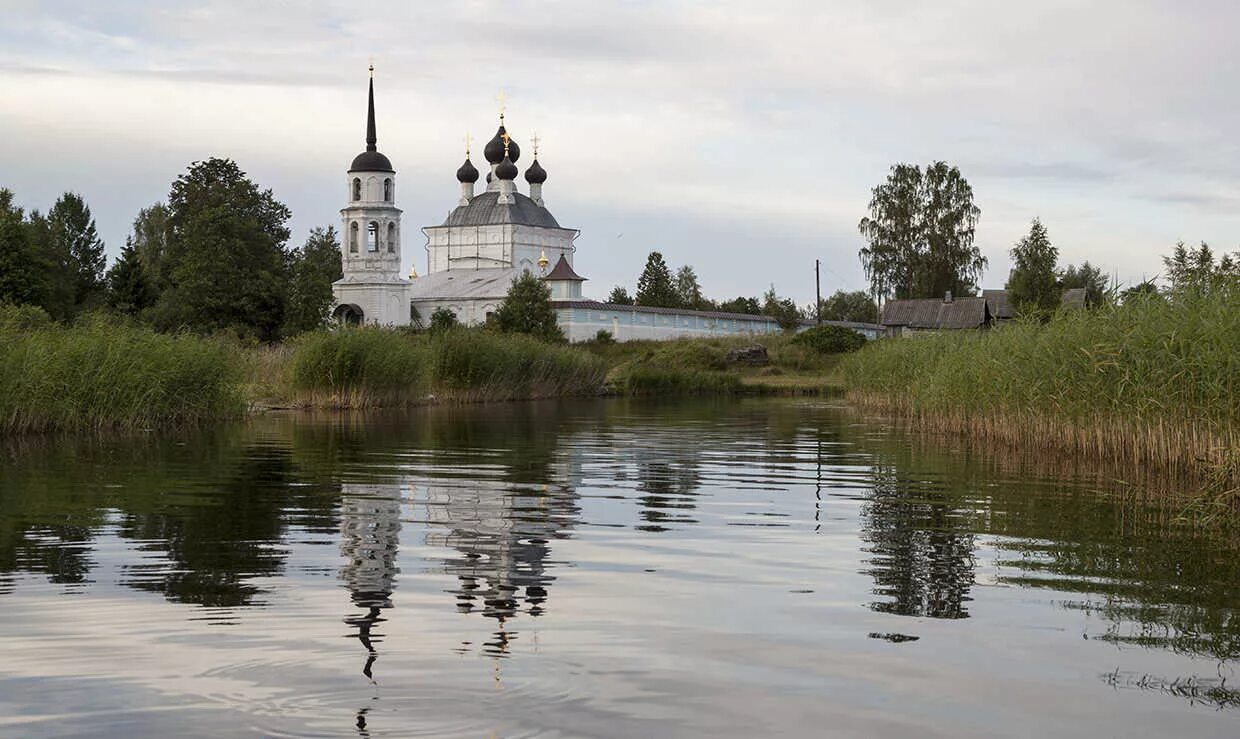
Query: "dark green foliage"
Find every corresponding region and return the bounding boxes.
[155,158,292,341]
[47,192,106,315]
[106,240,156,316]
[718,296,761,315]
[0,307,244,432]
[858,161,986,300]
[429,307,459,332]
[1007,218,1060,315]
[428,329,603,399]
[1163,241,1239,295]
[493,271,564,342]
[636,251,680,307]
[1059,261,1110,308]
[1122,280,1160,304]
[607,286,634,305]
[284,226,343,335]
[0,190,51,309]
[593,329,615,345]
[762,286,801,331]
[817,290,879,323]
[792,324,867,354]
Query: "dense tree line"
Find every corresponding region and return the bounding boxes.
[0,158,342,340]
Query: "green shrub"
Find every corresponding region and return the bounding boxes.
[429,307,459,333]
[792,324,867,354]
[286,327,428,406]
[594,329,615,345]
[618,365,742,395]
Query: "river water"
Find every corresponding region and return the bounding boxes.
[0,398,1237,737]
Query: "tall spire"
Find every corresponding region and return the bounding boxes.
[366,63,377,152]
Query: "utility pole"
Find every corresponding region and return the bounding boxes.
[815,259,822,325]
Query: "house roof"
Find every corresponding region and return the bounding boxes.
[409,267,520,301]
[436,190,562,229]
[542,255,585,281]
[982,289,1013,320]
[881,296,991,329]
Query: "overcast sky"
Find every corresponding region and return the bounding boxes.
[2,0,1238,304]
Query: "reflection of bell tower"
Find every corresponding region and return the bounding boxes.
[339,482,403,681]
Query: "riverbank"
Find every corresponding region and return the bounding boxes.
[838,290,1239,507]
[0,308,847,433]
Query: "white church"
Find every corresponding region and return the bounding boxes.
[332,69,833,342]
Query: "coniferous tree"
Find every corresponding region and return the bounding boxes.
[1162,241,1238,294]
[284,226,343,335]
[47,192,106,314]
[493,271,564,342]
[1006,218,1059,315]
[762,285,802,331]
[106,239,156,316]
[607,285,634,305]
[0,190,52,309]
[635,251,679,308]
[155,158,292,341]
[858,161,985,300]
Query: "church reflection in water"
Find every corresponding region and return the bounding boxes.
[338,482,404,681]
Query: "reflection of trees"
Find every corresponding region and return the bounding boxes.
[859,463,976,619]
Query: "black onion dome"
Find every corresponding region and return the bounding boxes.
[496,155,518,181]
[483,125,521,164]
[456,158,479,183]
[350,150,394,173]
[524,158,546,184]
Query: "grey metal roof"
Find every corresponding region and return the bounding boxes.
[881,296,991,329]
[440,190,561,228]
[409,267,521,301]
[982,289,1013,319]
[551,300,782,323]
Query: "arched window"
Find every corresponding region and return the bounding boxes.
[383,178,392,202]
[386,223,396,253]
[352,178,361,201]
[367,221,379,252]
[349,221,359,253]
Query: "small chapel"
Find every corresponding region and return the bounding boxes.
[332,68,826,341]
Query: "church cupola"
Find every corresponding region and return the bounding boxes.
[524,135,547,207]
[456,136,479,206]
[484,103,520,192]
[495,134,519,204]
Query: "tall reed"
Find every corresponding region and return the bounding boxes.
[839,290,1240,485]
[0,310,244,433]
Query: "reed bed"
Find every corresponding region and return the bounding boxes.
[840,290,1240,490]
[286,327,606,407]
[0,310,245,432]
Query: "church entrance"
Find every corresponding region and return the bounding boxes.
[333,304,365,326]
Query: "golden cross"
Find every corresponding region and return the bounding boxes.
[531,132,541,157]
[500,131,510,156]
[495,89,508,120]
[464,132,472,156]
[368,56,374,76]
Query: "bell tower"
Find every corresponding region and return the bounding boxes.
[332,64,412,326]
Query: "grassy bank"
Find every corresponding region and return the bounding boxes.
[584,333,846,395]
[839,291,1239,491]
[0,309,245,433]
[282,327,606,407]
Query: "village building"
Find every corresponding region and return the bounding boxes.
[879,291,993,337]
[331,70,879,341]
